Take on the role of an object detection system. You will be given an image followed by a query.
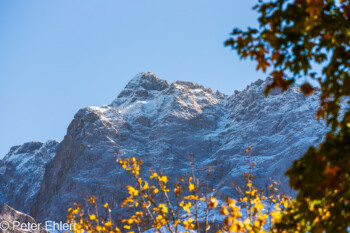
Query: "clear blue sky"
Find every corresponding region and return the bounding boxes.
[0,0,262,157]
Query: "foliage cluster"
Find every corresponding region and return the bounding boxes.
[67,148,291,233]
[225,0,350,232]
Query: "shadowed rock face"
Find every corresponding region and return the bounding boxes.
[0,204,48,233]
[0,72,327,223]
[0,140,59,214]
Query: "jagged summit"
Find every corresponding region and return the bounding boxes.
[124,71,217,93]
[6,141,44,157]
[125,72,169,91]
[111,71,223,106]
[112,72,169,106]
[3,140,60,162]
[112,72,307,108]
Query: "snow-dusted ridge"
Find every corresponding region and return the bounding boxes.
[0,72,326,224]
[0,140,59,216]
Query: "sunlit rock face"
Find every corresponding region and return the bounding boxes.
[0,72,326,223]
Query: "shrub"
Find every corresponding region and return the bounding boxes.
[67,147,295,233]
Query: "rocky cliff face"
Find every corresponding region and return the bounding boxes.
[0,140,59,215]
[0,72,327,223]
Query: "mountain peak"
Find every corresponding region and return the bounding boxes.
[111,72,169,106]
[125,72,169,91]
[1,72,327,223]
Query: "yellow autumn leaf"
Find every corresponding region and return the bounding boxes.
[150,172,158,179]
[158,176,168,183]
